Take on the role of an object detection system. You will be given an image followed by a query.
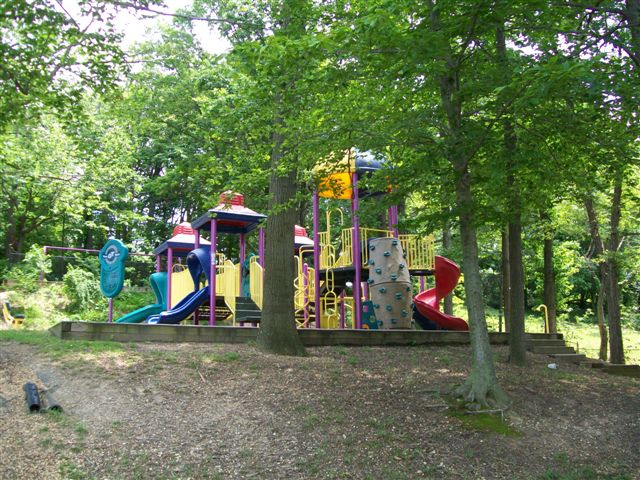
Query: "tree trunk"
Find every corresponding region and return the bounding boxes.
[607,173,625,364]
[453,165,509,408]
[508,220,526,365]
[430,1,506,408]
[442,222,454,315]
[596,282,608,361]
[501,228,511,333]
[256,112,306,356]
[543,232,558,334]
[496,23,526,365]
[584,196,609,359]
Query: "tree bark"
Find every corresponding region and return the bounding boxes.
[501,228,511,333]
[442,222,454,315]
[453,165,509,408]
[429,0,507,408]
[256,107,306,356]
[584,195,609,360]
[607,173,625,364]
[596,281,608,361]
[496,23,526,365]
[541,211,558,334]
[508,220,526,365]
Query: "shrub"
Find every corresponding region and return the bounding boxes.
[63,267,104,312]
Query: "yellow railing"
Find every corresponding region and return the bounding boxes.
[249,256,263,310]
[359,228,394,267]
[220,259,238,322]
[399,234,435,270]
[294,254,315,327]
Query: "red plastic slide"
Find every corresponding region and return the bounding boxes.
[414,256,469,331]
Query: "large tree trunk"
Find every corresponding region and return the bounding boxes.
[430,0,506,408]
[256,115,306,356]
[442,222,454,315]
[508,220,526,365]
[543,237,557,333]
[584,196,609,360]
[596,281,608,361]
[501,228,511,333]
[607,173,625,364]
[542,215,558,333]
[497,23,526,365]
[453,165,508,408]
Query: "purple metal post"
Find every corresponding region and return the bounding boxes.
[351,173,363,330]
[312,191,321,327]
[167,248,173,309]
[389,205,399,237]
[363,282,369,301]
[40,246,47,283]
[339,290,345,329]
[108,298,113,322]
[209,219,217,326]
[240,233,246,264]
[258,227,265,266]
[155,255,161,272]
[193,229,200,325]
[420,276,426,292]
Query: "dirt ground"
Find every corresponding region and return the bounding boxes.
[0,339,638,480]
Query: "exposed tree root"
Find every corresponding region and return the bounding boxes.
[455,375,510,411]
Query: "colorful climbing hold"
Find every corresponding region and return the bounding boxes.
[395,292,402,299]
[386,305,393,311]
[369,259,375,265]
[379,287,386,293]
[383,251,391,257]
[375,267,382,274]
[399,263,405,269]
[392,239,398,246]
[390,274,398,281]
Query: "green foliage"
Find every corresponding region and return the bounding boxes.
[4,245,50,292]
[62,267,104,312]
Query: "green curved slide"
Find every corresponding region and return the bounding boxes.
[115,272,168,323]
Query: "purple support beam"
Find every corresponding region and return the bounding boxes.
[108,298,113,323]
[167,248,173,309]
[240,233,246,263]
[155,255,161,273]
[388,205,399,237]
[209,219,217,326]
[351,172,362,330]
[194,229,200,325]
[420,276,426,292]
[258,227,265,267]
[313,191,321,328]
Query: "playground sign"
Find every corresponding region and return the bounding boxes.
[99,239,129,298]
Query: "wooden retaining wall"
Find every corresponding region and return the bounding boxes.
[49,321,562,347]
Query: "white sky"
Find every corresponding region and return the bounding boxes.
[63,0,231,54]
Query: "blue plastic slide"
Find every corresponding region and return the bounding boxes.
[147,286,209,324]
[146,247,212,325]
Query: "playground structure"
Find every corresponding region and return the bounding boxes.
[116,150,468,330]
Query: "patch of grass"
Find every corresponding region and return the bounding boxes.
[448,409,520,437]
[58,460,89,480]
[0,330,124,359]
[347,355,358,366]
[542,466,631,480]
[199,351,241,363]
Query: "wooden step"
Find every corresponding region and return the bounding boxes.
[602,364,640,378]
[531,346,576,355]
[551,353,587,364]
[526,339,567,348]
